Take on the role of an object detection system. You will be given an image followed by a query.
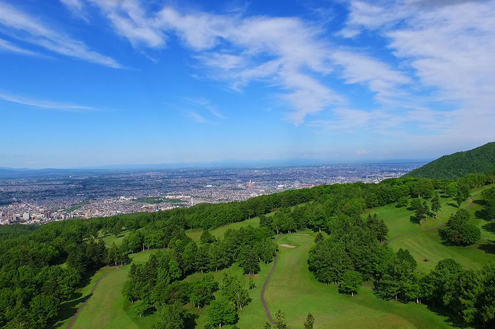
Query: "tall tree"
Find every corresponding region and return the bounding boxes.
[220,272,250,310]
[340,271,363,296]
[431,193,441,218]
[206,297,237,329]
[152,302,186,329]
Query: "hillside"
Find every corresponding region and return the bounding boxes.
[406,142,495,179]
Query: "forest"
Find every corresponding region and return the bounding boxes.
[406,142,495,179]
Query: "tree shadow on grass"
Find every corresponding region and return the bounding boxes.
[483,223,495,234]
[478,240,495,255]
[447,202,460,209]
[184,313,199,329]
[410,215,422,225]
[49,294,92,328]
[425,304,469,328]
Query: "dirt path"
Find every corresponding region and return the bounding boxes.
[66,267,120,329]
[387,197,475,244]
[260,256,278,325]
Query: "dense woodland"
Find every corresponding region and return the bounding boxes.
[1,171,495,328]
[406,142,495,179]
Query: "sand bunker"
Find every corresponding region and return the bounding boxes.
[280,244,296,248]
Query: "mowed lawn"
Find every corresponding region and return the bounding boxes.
[69,250,159,329]
[379,186,495,271]
[263,231,454,329]
[390,197,495,272]
[186,216,261,242]
[100,230,130,246]
[370,186,491,241]
[53,267,117,329]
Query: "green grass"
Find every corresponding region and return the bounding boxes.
[69,250,159,329]
[186,216,261,242]
[52,267,117,329]
[99,230,130,247]
[383,186,495,271]
[368,194,466,240]
[253,231,453,329]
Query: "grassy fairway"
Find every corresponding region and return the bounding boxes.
[368,194,467,240]
[262,231,453,329]
[53,267,116,329]
[390,198,495,271]
[186,216,261,242]
[69,250,158,329]
[100,230,130,246]
[383,186,495,271]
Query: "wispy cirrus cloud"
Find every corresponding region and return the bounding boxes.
[180,97,226,119]
[184,111,217,125]
[341,0,495,141]
[0,37,40,56]
[86,1,408,125]
[0,1,120,68]
[0,92,93,111]
[59,0,89,21]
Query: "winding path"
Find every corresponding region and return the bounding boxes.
[66,267,120,329]
[260,256,278,325]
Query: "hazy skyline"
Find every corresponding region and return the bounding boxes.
[1,0,494,169]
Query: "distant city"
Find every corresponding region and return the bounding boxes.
[0,163,424,225]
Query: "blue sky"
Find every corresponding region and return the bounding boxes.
[1,0,494,168]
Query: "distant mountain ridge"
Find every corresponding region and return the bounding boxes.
[405,142,495,179]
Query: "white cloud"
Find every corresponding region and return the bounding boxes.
[59,0,88,21]
[185,111,217,125]
[331,50,411,104]
[342,0,495,142]
[0,1,120,68]
[0,92,93,111]
[180,97,226,119]
[0,38,39,56]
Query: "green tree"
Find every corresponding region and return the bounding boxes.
[200,230,217,244]
[249,277,256,290]
[414,203,427,225]
[340,271,363,296]
[445,182,458,197]
[220,272,250,310]
[153,302,187,329]
[410,198,422,210]
[314,232,324,243]
[442,209,480,246]
[275,310,287,329]
[169,259,182,281]
[378,219,388,242]
[206,297,237,329]
[304,313,315,329]
[397,196,409,208]
[431,193,441,218]
[29,294,58,327]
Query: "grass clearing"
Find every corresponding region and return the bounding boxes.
[52,267,116,329]
[99,230,130,246]
[385,186,495,271]
[259,231,453,329]
[186,216,261,242]
[69,250,159,329]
